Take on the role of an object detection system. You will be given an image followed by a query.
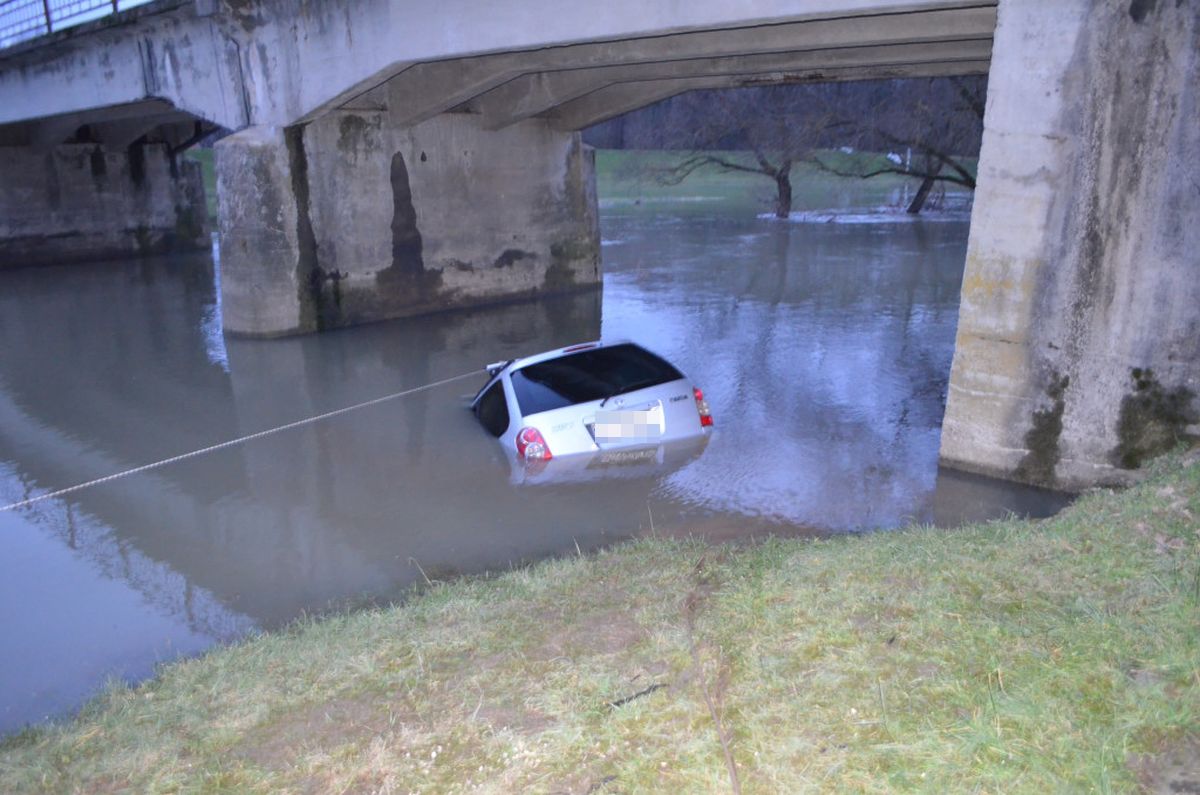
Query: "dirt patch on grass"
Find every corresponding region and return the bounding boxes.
[533,606,648,661]
[472,703,555,735]
[239,697,398,770]
[1131,738,1200,794]
[884,575,923,592]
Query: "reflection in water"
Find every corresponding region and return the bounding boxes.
[0,208,1067,733]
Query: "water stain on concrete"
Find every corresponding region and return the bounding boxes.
[128,141,146,188]
[543,237,595,291]
[284,125,335,331]
[89,147,105,179]
[336,114,381,163]
[492,249,536,269]
[1128,0,1158,24]
[43,153,60,210]
[387,150,425,279]
[1015,372,1071,486]
[1111,368,1197,469]
[376,150,442,301]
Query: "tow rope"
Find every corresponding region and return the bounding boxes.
[0,369,482,513]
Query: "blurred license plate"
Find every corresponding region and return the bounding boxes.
[594,407,663,441]
[592,447,659,467]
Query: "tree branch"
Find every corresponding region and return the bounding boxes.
[653,153,774,185]
[811,154,974,189]
[950,76,986,121]
[861,129,977,189]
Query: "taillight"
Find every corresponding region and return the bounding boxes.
[516,427,553,461]
[694,386,713,427]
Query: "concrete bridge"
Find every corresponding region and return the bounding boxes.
[0,0,1196,490]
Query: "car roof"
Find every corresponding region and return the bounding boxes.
[474,340,639,408]
[504,339,634,373]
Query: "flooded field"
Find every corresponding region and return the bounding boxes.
[0,199,1067,733]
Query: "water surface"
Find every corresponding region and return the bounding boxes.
[0,203,1066,733]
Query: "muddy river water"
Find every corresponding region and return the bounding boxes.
[0,200,1067,733]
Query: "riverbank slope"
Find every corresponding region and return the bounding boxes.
[2,453,1197,793]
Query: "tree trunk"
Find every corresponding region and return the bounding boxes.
[774,169,792,219]
[906,175,936,214]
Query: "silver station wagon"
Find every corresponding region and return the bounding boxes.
[470,341,713,471]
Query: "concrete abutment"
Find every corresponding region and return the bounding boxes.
[940,0,1200,490]
[215,113,601,337]
[0,142,208,268]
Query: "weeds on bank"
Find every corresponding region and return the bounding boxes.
[1,452,1197,793]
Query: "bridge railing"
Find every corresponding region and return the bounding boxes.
[0,0,149,50]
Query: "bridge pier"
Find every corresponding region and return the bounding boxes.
[940,0,1199,490]
[0,140,208,268]
[215,112,601,337]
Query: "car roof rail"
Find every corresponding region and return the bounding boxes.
[485,360,512,378]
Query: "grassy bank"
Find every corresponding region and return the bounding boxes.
[594,149,974,214]
[2,455,1197,793]
[183,149,218,222]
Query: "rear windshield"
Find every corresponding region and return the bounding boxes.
[510,343,683,416]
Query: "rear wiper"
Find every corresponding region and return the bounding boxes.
[599,379,657,407]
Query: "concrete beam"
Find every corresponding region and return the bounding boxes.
[0,13,247,130]
[352,5,995,128]
[386,58,528,128]
[476,38,992,130]
[0,0,994,131]
[299,1,996,127]
[23,100,185,150]
[153,119,205,150]
[30,117,84,151]
[90,113,194,149]
[547,82,698,132]
[547,60,990,130]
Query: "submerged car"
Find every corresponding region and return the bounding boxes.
[470,340,713,468]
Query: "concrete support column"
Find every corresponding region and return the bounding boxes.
[216,113,601,337]
[0,142,208,268]
[940,0,1200,489]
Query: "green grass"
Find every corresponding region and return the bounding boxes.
[595,149,770,205]
[183,148,218,222]
[594,149,975,215]
[4,454,1196,793]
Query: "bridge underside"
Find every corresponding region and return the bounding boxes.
[206,4,995,336]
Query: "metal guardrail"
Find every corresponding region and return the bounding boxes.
[0,0,141,49]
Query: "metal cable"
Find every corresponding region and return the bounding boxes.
[0,369,482,513]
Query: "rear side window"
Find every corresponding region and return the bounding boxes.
[510,343,683,416]
[475,381,509,437]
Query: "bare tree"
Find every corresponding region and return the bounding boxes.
[811,77,986,213]
[588,77,987,217]
[651,85,849,219]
